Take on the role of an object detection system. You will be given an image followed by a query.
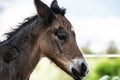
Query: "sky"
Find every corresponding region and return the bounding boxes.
[0,0,120,53]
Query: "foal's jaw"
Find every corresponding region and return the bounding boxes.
[68,58,89,80]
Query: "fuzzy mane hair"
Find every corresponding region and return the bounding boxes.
[5,15,38,40]
[5,0,66,41]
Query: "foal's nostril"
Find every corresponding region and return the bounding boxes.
[80,62,87,72]
[71,68,82,80]
[72,68,80,76]
[78,62,88,77]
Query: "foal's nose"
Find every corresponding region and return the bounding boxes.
[70,59,89,80]
[72,62,88,77]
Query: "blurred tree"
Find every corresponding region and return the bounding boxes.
[81,42,93,54]
[81,47,93,54]
[106,41,119,54]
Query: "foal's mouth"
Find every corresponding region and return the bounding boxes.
[71,67,88,80]
[72,74,83,80]
[71,70,84,80]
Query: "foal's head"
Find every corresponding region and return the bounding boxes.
[34,0,89,79]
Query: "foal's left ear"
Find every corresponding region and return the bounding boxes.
[50,0,66,16]
[34,0,55,25]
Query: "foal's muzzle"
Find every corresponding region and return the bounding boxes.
[69,59,89,80]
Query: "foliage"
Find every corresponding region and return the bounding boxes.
[105,41,119,54]
[81,42,93,54]
[81,47,93,54]
[99,75,120,80]
[81,40,119,54]
[85,58,120,80]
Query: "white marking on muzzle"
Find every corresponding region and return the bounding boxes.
[69,58,89,76]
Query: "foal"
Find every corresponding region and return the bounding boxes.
[0,0,88,80]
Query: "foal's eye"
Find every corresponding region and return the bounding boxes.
[54,29,67,41]
[55,33,66,40]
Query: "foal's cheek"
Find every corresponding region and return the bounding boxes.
[40,38,55,56]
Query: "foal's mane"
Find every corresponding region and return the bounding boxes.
[6,15,38,40]
[4,2,66,41]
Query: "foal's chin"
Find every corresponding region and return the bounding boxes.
[70,72,84,80]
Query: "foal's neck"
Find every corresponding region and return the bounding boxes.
[2,17,42,80]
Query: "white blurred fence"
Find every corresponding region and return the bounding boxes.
[84,54,120,58]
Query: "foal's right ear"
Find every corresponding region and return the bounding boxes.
[34,0,55,25]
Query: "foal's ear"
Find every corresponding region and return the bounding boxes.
[34,0,55,25]
[50,0,66,16]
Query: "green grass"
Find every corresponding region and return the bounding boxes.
[85,58,120,80]
[84,58,104,80]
